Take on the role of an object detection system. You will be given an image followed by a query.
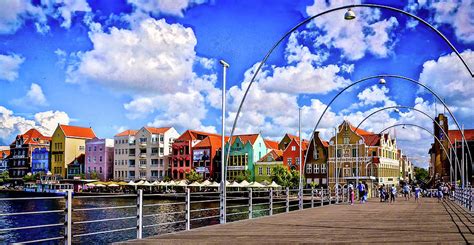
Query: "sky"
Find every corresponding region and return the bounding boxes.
[0,0,473,168]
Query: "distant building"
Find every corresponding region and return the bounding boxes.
[0,147,10,174]
[171,130,220,179]
[255,149,283,182]
[67,154,85,179]
[114,127,179,181]
[8,129,51,184]
[192,134,226,180]
[50,125,96,178]
[282,137,309,172]
[85,138,114,181]
[448,128,474,186]
[31,148,49,174]
[225,134,267,182]
[304,132,329,188]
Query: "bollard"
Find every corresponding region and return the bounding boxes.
[311,188,314,208]
[286,187,289,213]
[136,189,143,239]
[269,188,273,216]
[64,190,72,245]
[185,188,190,230]
[249,188,253,219]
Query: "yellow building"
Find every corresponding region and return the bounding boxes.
[50,125,96,178]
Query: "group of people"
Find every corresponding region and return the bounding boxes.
[435,182,453,202]
[378,183,422,203]
[347,182,368,205]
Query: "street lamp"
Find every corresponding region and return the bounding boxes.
[344,8,356,20]
[219,59,229,224]
[379,78,386,85]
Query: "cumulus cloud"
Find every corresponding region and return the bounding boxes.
[407,0,474,43]
[0,0,91,34]
[127,0,208,18]
[305,0,399,60]
[0,53,25,81]
[0,106,70,144]
[12,83,48,107]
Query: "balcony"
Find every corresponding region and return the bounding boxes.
[139,153,147,158]
[129,141,136,146]
[139,164,147,169]
[139,142,147,147]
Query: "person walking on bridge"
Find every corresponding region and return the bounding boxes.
[390,185,397,203]
[414,185,421,203]
[348,184,354,205]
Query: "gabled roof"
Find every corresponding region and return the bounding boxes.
[284,137,309,151]
[144,127,171,134]
[321,141,329,148]
[258,149,284,162]
[59,125,96,139]
[362,134,381,147]
[194,135,228,149]
[0,150,10,159]
[348,123,373,136]
[230,134,260,145]
[448,129,474,143]
[264,139,279,150]
[115,129,138,137]
[176,130,220,141]
[13,128,51,145]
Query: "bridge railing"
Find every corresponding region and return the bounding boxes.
[453,187,473,212]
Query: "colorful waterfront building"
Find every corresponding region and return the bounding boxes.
[225,134,267,181]
[282,137,309,172]
[8,129,51,184]
[192,135,226,180]
[31,147,49,174]
[171,130,220,179]
[0,147,10,174]
[114,127,179,181]
[50,125,96,178]
[67,154,85,179]
[255,149,283,182]
[85,138,114,181]
[304,132,329,188]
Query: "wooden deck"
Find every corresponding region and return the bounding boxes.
[118,198,473,244]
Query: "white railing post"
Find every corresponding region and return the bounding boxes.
[342,188,345,203]
[311,187,314,208]
[299,188,303,210]
[64,190,72,245]
[286,187,289,213]
[269,188,273,216]
[321,187,324,207]
[136,189,143,239]
[185,188,190,230]
[248,188,253,219]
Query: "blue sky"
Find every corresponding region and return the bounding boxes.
[0,0,473,167]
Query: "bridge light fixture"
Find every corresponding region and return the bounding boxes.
[344,8,356,20]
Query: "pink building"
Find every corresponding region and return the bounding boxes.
[85,138,114,181]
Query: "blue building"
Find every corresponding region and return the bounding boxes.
[32,148,49,174]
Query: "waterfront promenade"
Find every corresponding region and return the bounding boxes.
[119,198,473,244]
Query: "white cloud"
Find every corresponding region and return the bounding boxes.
[0,53,25,81]
[305,0,399,60]
[418,50,474,121]
[12,83,48,107]
[407,0,474,43]
[127,0,208,18]
[67,18,197,93]
[0,106,69,143]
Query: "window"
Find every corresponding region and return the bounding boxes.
[129,160,135,166]
[93,157,96,163]
[295,157,300,165]
[151,159,158,165]
[151,171,158,177]
[159,134,164,142]
[140,159,146,166]
[88,146,91,151]
[129,171,135,177]
[306,164,312,173]
[352,148,357,157]
[152,148,158,154]
[140,138,147,143]
[314,164,319,174]
[94,146,97,151]
[321,164,327,174]
[99,156,103,162]
[267,167,271,176]
[313,147,319,160]
[287,158,292,165]
[343,137,349,144]
[160,159,164,167]
[291,146,296,151]
[336,149,342,157]
[139,171,146,178]
[88,156,91,163]
[79,146,85,151]
[159,147,164,155]
[258,167,263,176]
[99,167,102,173]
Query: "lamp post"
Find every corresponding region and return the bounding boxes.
[335,127,338,203]
[299,107,303,210]
[219,59,229,224]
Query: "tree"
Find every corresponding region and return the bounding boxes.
[271,165,292,187]
[23,173,40,182]
[90,171,98,180]
[0,171,9,184]
[185,170,203,183]
[413,167,429,183]
[234,169,252,182]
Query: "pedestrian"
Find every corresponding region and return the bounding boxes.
[358,182,365,204]
[437,183,444,203]
[414,185,421,203]
[379,184,385,202]
[348,184,354,205]
[364,182,369,201]
[403,184,410,201]
[390,185,397,203]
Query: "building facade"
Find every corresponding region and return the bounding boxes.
[31,147,49,174]
[304,132,329,188]
[8,129,51,184]
[255,149,283,182]
[282,137,308,172]
[114,127,179,181]
[225,134,267,181]
[67,154,85,179]
[171,130,220,179]
[85,138,114,181]
[192,135,224,180]
[50,125,96,178]
[0,147,10,174]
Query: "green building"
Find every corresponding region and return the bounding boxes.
[225,134,267,181]
[255,149,284,182]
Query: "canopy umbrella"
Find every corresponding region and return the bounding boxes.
[167,180,177,186]
[118,181,128,186]
[176,180,188,187]
[239,180,250,187]
[108,183,119,187]
[248,182,265,188]
[136,180,145,185]
[141,181,153,186]
[127,180,136,186]
[201,180,212,186]
[151,180,160,186]
[228,181,241,188]
[188,181,202,187]
[208,181,220,188]
[95,184,106,187]
[85,183,96,187]
[157,181,167,186]
[268,181,281,188]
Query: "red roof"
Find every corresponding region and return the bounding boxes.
[349,124,373,136]
[0,150,10,159]
[258,149,284,162]
[230,134,260,145]
[13,128,51,145]
[176,130,220,141]
[144,127,171,134]
[448,129,474,143]
[362,134,381,146]
[194,135,228,149]
[115,129,138,137]
[264,139,279,150]
[321,141,329,148]
[59,125,96,139]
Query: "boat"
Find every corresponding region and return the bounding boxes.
[24,175,73,195]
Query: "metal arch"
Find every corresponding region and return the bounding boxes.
[309,74,472,173]
[226,3,473,175]
[353,105,462,179]
[378,123,454,177]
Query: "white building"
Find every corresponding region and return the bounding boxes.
[113,127,179,181]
